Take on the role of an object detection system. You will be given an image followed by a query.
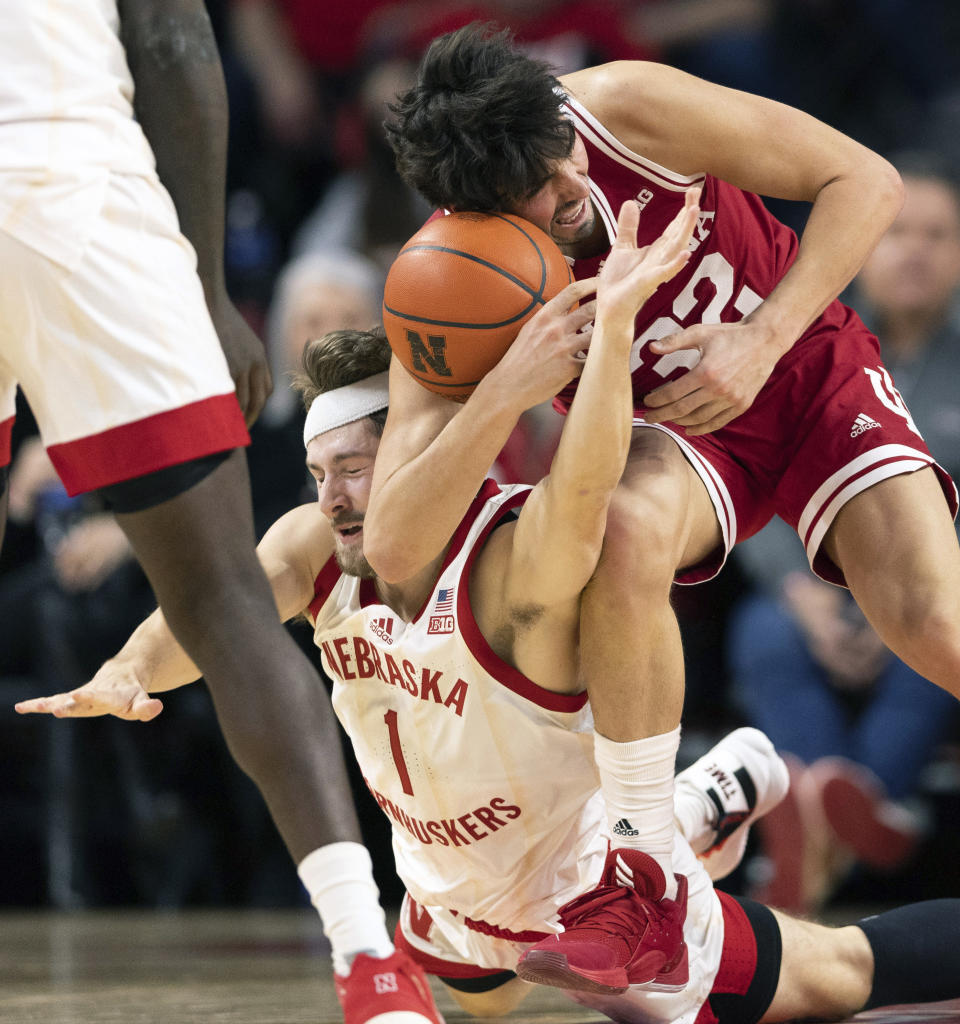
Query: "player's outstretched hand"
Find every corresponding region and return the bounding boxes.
[597,187,698,332]
[485,276,599,410]
[207,292,273,427]
[15,664,163,722]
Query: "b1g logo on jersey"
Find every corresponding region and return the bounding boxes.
[428,587,456,634]
[635,187,655,212]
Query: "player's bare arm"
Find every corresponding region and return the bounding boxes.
[503,193,699,609]
[14,504,332,720]
[364,276,598,583]
[118,0,272,424]
[563,61,903,433]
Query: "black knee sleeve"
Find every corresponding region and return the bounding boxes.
[858,900,960,1009]
[440,970,516,993]
[96,449,232,513]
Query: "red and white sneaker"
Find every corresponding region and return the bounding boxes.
[516,848,688,995]
[334,950,446,1024]
[678,727,790,880]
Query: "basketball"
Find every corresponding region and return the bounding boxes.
[382,212,574,402]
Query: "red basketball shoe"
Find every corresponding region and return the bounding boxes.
[334,950,446,1024]
[516,849,688,994]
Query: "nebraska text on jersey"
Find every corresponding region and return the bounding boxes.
[320,634,469,717]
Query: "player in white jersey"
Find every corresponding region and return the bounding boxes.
[366,23,960,986]
[19,197,960,1021]
[0,3,405,1014]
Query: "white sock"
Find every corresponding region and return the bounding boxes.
[674,779,718,854]
[297,842,394,975]
[594,727,681,899]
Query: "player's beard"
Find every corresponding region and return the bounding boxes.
[336,544,376,578]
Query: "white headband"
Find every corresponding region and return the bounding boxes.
[303,371,390,448]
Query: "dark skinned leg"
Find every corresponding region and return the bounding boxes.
[115,449,359,862]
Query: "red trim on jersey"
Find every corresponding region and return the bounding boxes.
[308,554,343,621]
[394,920,509,981]
[46,393,249,496]
[564,97,706,191]
[455,487,590,714]
[408,478,504,622]
[358,577,380,608]
[0,415,12,468]
[440,479,504,572]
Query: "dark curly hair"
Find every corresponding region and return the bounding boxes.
[292,326,392,435]
[385,22,575,212]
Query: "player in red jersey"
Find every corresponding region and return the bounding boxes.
[365,23,960,991]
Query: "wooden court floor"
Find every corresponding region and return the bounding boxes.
[1,909,959,1024]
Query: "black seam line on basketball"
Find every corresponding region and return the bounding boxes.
[487,212,550,294]
[407,372,481,389]
[382,296,545,330]
[394,241,547,299]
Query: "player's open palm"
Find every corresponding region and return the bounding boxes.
[14,664,163,722]
[597,188,699,331]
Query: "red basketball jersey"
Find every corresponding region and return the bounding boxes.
[556,94,855,409]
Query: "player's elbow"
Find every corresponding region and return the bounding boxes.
[874,155,905,217]
[362,531,419,585]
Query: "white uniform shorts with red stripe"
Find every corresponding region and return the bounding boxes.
[633,323,958,587]
[0,172,248,494]
[394,889,781,1024]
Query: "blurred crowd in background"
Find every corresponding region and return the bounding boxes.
[2,0,960,917]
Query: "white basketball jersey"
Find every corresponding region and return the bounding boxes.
[312,480,725,1017]
[0,0,156,264]
[311,481,608,935]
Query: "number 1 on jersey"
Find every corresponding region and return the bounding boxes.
[384,708,414,796]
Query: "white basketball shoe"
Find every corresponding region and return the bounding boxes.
[676,727,790,880]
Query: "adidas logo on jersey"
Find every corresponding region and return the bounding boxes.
[612,817,639,838]
[850,413,881,437]
[371,617,395,644]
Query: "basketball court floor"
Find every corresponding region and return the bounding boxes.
[2,908,959,1024]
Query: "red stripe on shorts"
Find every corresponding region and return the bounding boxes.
[0,415,13,467]
[694,892,758,1024]
[47,393,249,496]
[394,918,511,981]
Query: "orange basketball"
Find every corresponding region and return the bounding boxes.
[383,212,574,402]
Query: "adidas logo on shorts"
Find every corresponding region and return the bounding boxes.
[612,817,640,838]
[850,413,881,437]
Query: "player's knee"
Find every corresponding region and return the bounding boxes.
[768,917,872,1021]
[602,484,686,583]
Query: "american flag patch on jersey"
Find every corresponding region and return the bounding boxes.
[435,587,454,612]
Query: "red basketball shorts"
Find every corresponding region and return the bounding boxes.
[632,324,958,586]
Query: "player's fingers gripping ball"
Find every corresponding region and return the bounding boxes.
[383,212,575,402]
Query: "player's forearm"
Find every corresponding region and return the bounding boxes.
[551,319,633,507]
[746,159,904,352]
[111,608,202,694]
[118,0,229,296]
[365,384,527,583]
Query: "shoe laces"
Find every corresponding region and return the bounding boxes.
[559,884,662,940]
